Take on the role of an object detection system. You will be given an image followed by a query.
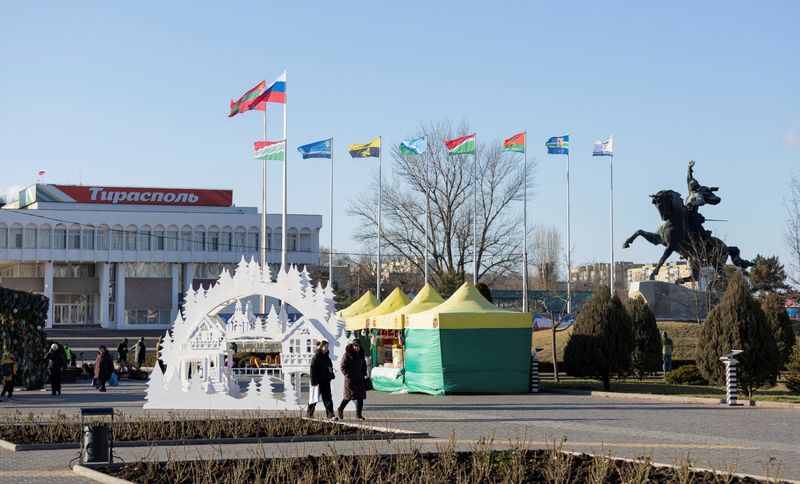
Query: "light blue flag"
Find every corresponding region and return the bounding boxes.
[297,138,332,159]
[399,136,427,156]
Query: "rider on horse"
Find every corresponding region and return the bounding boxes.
[685,160,719,238]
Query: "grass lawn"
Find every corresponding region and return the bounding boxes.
[542,379,800,404]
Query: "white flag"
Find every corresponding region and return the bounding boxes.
[593,136,613,157]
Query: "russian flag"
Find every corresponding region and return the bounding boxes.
[252,71,286,105]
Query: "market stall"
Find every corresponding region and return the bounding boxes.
[403,282,532,395]
[337,291,379,320]
[369,284,445,392]
[344,288,411,367]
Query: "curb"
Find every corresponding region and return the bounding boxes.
[0,429,428,452]
[73,464,134,484]
[542,388,800,409]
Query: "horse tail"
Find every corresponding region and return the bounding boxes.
[728,246,754,268]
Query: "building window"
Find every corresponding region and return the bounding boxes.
[126,229,137,250]
[54,263,96,278]
[246,232,258,252]
[38,226,51,249]
[220,231,232,252]
[287,229,298,252]
[153,230,165,250]
[10,226,22,248]
[207,230,219,251]
[166,230,178,251]
[180,230,192,251]
[193,230,205,251]
[273,229,282,251]
[233,231,246,252]
[111,229,124,250]
[299,229,312,252]
[96,227,109,250]
[0,226,6,248]
[68,228,81,249]
[24,227,37,249]
[83,228,95,250]
[54,226,67,249]
[126,309,171,324]
[139,230,151,250]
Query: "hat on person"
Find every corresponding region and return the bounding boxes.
[351,337,361,344]
[50,343,59,351]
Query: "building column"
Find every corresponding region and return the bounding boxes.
[171,263,180,323]
[98,262,110,328]
[182,263,194,293]
[115,263,126,328]
[44,261,54,329]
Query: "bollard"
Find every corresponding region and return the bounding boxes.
[719,350,743,406]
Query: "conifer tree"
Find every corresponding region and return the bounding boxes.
[563,286,634,390]
[626,296,662,379]
[436,270,464,299]
[696,272,781,396]
[761,292,796,367]
[786,337,800,393]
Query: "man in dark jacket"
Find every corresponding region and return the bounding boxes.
[307,340,336,419]
[94,346,114,392]
[117,338,130,372]
[134,337,146,370]
[45,344,64,396]
[337,337,368,420]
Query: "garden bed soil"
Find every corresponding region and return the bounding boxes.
[94,449,771,484]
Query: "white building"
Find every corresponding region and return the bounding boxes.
[0,183,321,330]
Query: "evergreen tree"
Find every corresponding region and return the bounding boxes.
[761,293,796,367]
[562,286,634,390]
[626,296,662,379]
[475,282,493,303]
[749,255,788,295]
[436,270,464,299]
[696,272,781,396]
[786,337,800,393]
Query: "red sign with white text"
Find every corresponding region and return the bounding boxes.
[48,184,233,207]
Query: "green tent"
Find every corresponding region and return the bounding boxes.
[403,282,532,395]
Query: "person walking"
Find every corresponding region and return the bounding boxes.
[337,337,368,420]
[94,346,113,392]
[63,344,73,368]
[134,337,146,370]
[117,338,130,373]
[308,341,336,420]
[1,353,17,402]
[45,344,63,396]
[662,331,674,374]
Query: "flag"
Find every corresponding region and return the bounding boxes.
[297,139,333,159]
[349,138,381,158]
[400,137,427,155]
[38,170,45,176]
[445,134,476,155]
[229,80,267,117]
[503,132,525,153]
[250,71,287,105]
[546,135,569,155]
[254,140,286,161]
[593,136,613,157]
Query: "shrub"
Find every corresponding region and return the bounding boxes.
[626,296,662,378]
[436,270,464,300]
[0,287,49,389]
[761,293,796,367]
[563,286,633,390]
[786,337,800,394]
[664,365,708,385]
[695,272,781,396]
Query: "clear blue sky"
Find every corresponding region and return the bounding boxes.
[1,1,798,271]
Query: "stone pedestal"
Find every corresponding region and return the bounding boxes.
[628,280,719,321]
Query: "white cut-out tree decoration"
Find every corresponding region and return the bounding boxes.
[144,257,349,410]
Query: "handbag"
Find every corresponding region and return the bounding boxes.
[308,384,321,404]
[364,376,373,391]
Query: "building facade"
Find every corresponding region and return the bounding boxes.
[626,261,694,287]
[0,184,321,330]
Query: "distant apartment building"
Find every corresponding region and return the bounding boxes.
[570,261,642,292]
[626,261,694,287]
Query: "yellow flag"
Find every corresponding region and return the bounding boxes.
[348,137,381,158]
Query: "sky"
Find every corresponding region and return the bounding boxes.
[1,1,798,273]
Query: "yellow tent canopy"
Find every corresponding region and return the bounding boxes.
[337,291,379,319]
[405,282,530,329]
[345,287,411,331]
[373,283,445,329]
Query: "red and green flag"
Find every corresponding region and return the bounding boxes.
[503,132,526,153]
[229,80,267,117]
[444,134,476,155]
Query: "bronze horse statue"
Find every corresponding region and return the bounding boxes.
[622,189,752,284]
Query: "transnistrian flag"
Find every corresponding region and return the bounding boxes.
[546,135,569,155]
[503,132,526,153]
[349,138,381,158]
[229,80,267,117]
[400,137,427,155]
[254,140,286,161]
[592,136,613,157]
[445,134,476,155]
[251,71,287,105]
[297,139,332,159]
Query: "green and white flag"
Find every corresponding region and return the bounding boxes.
[444,134,476,155]
[253,140,285,160]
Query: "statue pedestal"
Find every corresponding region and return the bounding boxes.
[628,281,718,321]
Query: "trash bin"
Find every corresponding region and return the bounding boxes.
[83,424,110,463]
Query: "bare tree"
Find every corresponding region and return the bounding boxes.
[529,225,562,290]
[348,120,536,284]
[785,176,800,288]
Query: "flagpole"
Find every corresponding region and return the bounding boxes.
[472,136,478,285]
[260,107,268,312]
[566,150,572,314]
[609,147,615,298]
[329,139,334,284]
[281,72,287,271]
[424,141,430,286]
[522,132,528,313]
[377,136,382,300]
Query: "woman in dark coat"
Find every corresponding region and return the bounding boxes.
[337,338,368,420]
[45,344,63,396]
[93,346,113,392]
[307,341,335,419]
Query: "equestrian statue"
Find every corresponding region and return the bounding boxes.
[622,160,753,284]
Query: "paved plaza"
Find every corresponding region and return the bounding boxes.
[0,381,797,483]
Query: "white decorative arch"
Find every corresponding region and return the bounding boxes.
[145,258,347,410]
